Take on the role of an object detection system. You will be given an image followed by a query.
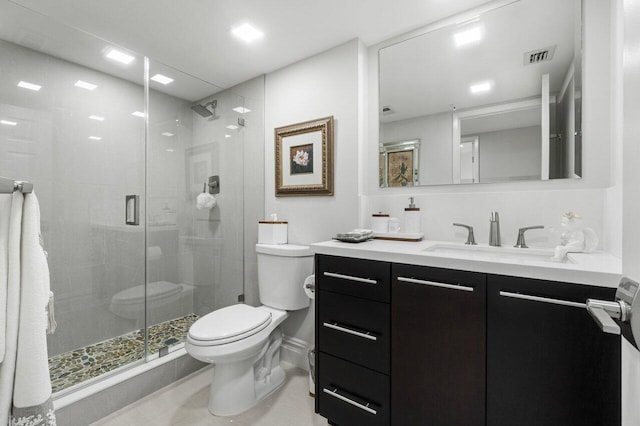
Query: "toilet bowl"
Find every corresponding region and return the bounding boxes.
[185,243,312,416]
[110,281,194,327]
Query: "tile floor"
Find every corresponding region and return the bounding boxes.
[91,363,329,426]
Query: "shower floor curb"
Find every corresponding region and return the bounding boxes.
[53,347,187,410]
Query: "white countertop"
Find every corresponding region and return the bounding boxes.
[311,239,622,288]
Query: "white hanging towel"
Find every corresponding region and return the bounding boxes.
[12,192,55,425]
[0,192,56,425]
[0,194,13,363]
[0,191,24,425]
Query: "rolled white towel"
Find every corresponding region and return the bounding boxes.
[196,193,217,210]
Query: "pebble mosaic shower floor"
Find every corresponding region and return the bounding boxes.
[48,314,199,394]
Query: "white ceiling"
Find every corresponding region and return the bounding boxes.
[0,0,496,100]
[380,0,578,122]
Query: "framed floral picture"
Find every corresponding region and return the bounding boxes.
[275,116,334,196]
[379,139,420,187]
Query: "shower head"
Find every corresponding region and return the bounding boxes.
[191,100,218,118]
[191,104,213,117]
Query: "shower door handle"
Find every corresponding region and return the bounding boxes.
[126,195,139,225]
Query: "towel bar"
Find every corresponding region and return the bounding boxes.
[0,176,33,194]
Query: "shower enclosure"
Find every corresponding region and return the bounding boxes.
[0,4,263,396]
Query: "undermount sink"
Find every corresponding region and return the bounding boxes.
[423,243,570,264]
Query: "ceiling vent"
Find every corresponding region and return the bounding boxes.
[382,105,395,115]
[523,45,556,65]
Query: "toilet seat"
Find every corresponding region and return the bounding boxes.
[112,281,182,306]
[188,304,272,346]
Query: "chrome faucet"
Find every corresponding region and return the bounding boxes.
[489,211,501,247]
[514,225,545,248]
[453,223,476,245]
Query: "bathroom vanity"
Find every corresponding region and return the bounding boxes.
[313,240,622,426]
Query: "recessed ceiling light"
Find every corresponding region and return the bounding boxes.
[150,74,174,85]
[131,111,146,118]
[89,115,105,121]
[105,48,135,65]
[166,149,175,153]
[231,23,264,43]
[225,134,231,138]
[88,136,102,140]
[226,124,239,130]
[75,80,98,90]
[454,26,482,47]
[161,132,175,137]
[470,81,492,94]
[232,106,251,114]
[17,81,42,91]
[1,120,17,126]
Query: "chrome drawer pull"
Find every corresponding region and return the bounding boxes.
[323,322,378,341]
[397,276,474,292]
[323,272,377,285]
[499,291,586,309]
[323,387,377,415]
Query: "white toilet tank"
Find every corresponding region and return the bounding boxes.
[256,243,313,310]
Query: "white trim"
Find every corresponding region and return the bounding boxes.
[280,335,310,371]
[541,73,550,180]
[454,97,542,120]
[558,60,575,104]
[452,114,461,184]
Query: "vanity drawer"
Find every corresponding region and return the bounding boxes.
[318,290,390,374]
[393,263,485,290]
[318,352,390,426]
[317,255,390,302]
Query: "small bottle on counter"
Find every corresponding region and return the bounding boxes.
[404,197,421,234]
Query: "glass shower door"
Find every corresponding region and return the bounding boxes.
[145,58,247,357]
[0,9,149,392]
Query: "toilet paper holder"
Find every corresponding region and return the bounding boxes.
[304,275,315,299]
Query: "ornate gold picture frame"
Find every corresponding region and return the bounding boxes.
[275,116,334,196]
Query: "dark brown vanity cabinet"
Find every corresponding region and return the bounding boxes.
[391,264,487,426]
[316,255,391,426]
[315,254,621,426]
[487,274,621,426]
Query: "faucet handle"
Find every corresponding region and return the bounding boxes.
[453,223,477,245]
[514,225,545,248]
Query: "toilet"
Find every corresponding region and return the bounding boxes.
[110,281,195,327]
[185,243,313,416]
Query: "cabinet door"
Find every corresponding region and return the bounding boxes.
[392,264,486,426]
[487,275,620,426]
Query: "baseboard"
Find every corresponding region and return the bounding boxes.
[280,335,311,371]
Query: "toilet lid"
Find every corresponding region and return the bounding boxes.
[188,304,272,345]
[112,281,182,305]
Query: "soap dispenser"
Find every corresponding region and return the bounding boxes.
[404,197,421,234]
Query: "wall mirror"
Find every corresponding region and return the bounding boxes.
[379,0,582,187]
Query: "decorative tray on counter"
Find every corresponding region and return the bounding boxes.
[334,230,374,243]
[373,232,424,242]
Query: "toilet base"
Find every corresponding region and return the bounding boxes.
[207,328,286,416]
